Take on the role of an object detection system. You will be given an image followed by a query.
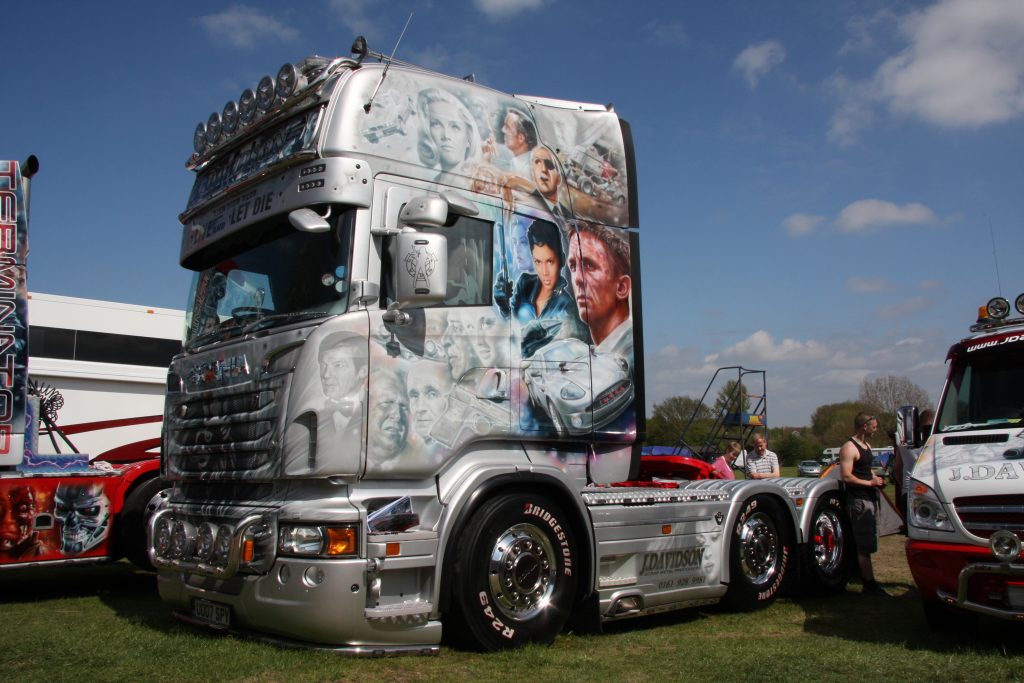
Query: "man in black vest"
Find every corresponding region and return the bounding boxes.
[840,412,890,596]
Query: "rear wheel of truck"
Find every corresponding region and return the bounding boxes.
[723,495,792,610]
[799,493,853,594]
[118,476,167,571]
[448,492,578,651]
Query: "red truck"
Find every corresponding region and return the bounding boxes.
[1,157,163,571]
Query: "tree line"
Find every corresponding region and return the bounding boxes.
[645,375,933,466]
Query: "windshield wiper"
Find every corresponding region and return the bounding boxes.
[242,310,334,334]
[185,324,242,353]
[939,418,1021,432]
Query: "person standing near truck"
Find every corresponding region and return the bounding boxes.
[745,434,780,479]
[840,412,889,596]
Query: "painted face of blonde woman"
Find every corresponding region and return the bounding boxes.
[427,100,469,170]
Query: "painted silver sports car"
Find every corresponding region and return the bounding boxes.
[521,338,633,435]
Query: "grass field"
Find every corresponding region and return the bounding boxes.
[3,528,1023,682]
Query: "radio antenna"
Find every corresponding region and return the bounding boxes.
[364,12,414,113]
[985,212,1002,296]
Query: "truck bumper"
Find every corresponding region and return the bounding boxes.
[157,556,442,653]
[906,539,1024,621]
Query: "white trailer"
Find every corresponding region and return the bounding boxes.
[27,292,183,460]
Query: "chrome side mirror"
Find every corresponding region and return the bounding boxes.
[895,405,919,447]
[392,231,447,308]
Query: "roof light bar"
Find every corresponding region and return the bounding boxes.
[205,112,222,146]
[276,62,304,100]
[190,57,337,159]
[986,297,1010,320]
[222,100,239,136]
[239,88,257,125]
[1016,293,1024,316]
[193,122,208,154]
[255,75,276,111]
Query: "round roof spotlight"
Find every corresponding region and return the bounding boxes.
[193,122,208,154]
[990,529,1022,563]
[205,112,223,146]
[239,88,257,125]
[256,75,276,111]
[276,62,304,100]
[1016,293,1024,316]
[222,100,239,136]
[986,296,1010,320]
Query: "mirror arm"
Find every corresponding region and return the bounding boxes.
[382,301,411,325]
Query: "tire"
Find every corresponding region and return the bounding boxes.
[799,493,853,594]
[922,600,979,631]
[117,476,167,571]
[723,495,792,610]
[447,492,579,651]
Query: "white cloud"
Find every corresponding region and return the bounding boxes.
[645,326,948,426]
[782,213,826,237]
[878,296,932,320]
[846,277,892,293]
[197,5,298,49]
[825,74,877,147]
[733,40,786,88]
[644,20,689,47]
[811,368,873,387]
[704,330,829,365]
[829,0,1024,143]
[877,0,1024,128]
[836,199,939,233]
[919,279,943,290]
[473,0,544,20]
[839,8,899,56]
[328,0,377,37]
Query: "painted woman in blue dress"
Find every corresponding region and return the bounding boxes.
[509,219,584,355]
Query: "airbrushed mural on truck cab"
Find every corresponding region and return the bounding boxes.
[350,70,632,230]
[322,75,636,476]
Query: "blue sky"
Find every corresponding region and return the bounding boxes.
[4,0,1023,426]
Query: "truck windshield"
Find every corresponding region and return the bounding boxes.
[184,207,354,348]
[935,343,1024,433]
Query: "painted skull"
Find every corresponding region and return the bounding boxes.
[54,483,110,555]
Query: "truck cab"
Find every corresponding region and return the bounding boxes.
[905,293,1024,627]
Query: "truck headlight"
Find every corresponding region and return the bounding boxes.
[278,524,358,557]
[990,530,1022,563]
[154,516,173,557]
[194,523,218,562]
[909,482,953,532]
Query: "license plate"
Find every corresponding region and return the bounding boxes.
[1007,584,1024,608]
[192,598,231,628]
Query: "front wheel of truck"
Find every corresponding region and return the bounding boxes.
[723,495,792,610]
[447,492,578,651]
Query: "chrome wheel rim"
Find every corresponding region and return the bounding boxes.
[488,523,557,621]
[812,508,844,575]
[737,512,780,585]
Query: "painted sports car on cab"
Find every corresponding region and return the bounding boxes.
[521,338,633,434]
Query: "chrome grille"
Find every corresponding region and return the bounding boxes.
[953,494,1024,540]
[165,375,286,480]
